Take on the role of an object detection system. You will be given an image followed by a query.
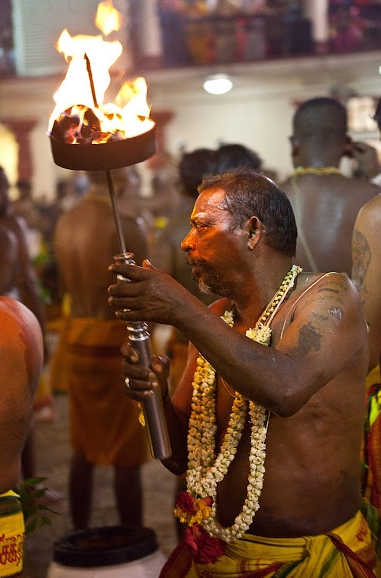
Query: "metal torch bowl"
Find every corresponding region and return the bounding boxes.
[49,122,156,171]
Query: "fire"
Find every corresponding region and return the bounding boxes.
[49,0,154,144]
[95,0,122,36]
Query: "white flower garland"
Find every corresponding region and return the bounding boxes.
[186,265,302,543]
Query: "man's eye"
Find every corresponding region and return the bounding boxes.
[195,222,207,230]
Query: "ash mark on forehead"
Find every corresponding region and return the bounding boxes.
[329,306,343,320]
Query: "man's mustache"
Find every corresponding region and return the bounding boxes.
[185,255,208,268]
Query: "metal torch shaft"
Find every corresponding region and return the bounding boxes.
[107,172,171,460]
[106,170,127,255]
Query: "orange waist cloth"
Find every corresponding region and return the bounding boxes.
[63,317,149,467]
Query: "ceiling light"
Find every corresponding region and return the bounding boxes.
[203,74,233,95]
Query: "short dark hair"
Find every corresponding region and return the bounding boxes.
[199,168,297,257]
[179,148,216,198]
[213,144,262,174]
[293,97,347,139]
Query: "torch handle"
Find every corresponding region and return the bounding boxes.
[114,253,172,460]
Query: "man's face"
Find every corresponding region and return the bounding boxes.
[181,187,246,297]
[0,171,10,217]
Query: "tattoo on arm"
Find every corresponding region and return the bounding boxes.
[352,230,370,292]
[296,321,322,355]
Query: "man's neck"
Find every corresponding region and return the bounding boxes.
[234,260,294,327]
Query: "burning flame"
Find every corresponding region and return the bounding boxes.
[96,0,122,36]
[49,0,153,143]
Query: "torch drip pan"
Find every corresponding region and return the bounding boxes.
[50,123,156,171]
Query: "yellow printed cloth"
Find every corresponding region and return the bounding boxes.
[362,365,381,515]
[0,491,24,577]
[160,507,380,577]
[56,317,149,467]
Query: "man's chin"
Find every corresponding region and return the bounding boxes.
[198,279,213,294]
[191,271,212,294]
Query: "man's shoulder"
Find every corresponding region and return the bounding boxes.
[56,199,94,227]
[357,191,381,220]
[294,271,357,306]
[0,296,40,329]
[353,193,381,241]
[0,298,43,391]
[347,175,381,195]
[0,297,43,354]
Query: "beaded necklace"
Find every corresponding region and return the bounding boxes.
[174,265,302,556]
[292,166,341,176]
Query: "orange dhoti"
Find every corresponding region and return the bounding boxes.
[59,317,149,467]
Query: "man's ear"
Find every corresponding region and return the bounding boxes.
[246,217,261,249]
[290,135,299,159]
[343,135,354,158]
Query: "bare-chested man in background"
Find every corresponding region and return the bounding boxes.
[0,296,43,577]
[280,97,379,276]
[0,166,48,487]
[52,167,150,530]
[0,167,46,326]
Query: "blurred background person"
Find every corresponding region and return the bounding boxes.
[51,167,150,530]
[351,97,381,514]
[11,179,44,262]
[280,96,379,276]
[0,166,53,485]
[0,296,43,577]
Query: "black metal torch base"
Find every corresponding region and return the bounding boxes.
[49,123,156,171]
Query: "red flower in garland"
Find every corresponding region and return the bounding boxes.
[184,524,226,564]
[174,492,226,563]
[177,490,198,515]
[174,491,213,526]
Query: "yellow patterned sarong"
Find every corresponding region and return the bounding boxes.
[0,491,24,577]
[362,365,381,515]
[160,507,380,577]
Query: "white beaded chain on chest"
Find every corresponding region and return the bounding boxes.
[182,264,302,543]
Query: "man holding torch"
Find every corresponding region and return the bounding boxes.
[108,168,380,577]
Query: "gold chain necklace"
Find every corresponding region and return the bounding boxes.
[219,264,302,399]
[292,166,342,176]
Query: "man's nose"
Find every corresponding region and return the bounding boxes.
[181,229,195,252]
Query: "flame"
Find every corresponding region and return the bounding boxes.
[95,0,121,36]
[49,0,153,143]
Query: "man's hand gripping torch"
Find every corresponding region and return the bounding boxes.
[114,253,172,461]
